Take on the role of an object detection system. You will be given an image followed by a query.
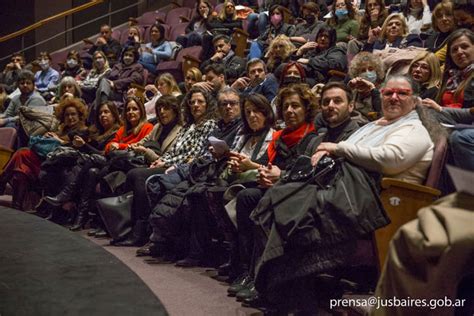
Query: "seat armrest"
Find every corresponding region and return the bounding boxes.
[381,178,441,197]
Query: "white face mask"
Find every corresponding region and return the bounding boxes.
[66,58,78,68]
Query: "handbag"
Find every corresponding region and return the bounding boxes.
[96,192,133,241]
[28,135,62,157]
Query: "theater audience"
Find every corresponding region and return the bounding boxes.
[0,70,47,128]
[290,2,324,47]
[425,1,456,65]
[43,101,121,230]
[87,24,122,67]
[193,64,227,96]
[327,0,360,44]
[231,58,278,101]
[180,67,202,94]
[200,34,246,84]
[0,53,26,94]
[249,5,296,59]
[402,0,432,34]
[363,13,422,52]
[0,98,88,210]
[347,52,384,122]
[295,25,348,83]
[176,0,214,48]
[264,35,296,74]
[422,29,474,109]
[139,23,171,75]
[408,51,441,100]
[51,76,83,105]
[62,50,85,80]
[34,52,60,101]
[79,51,111,105]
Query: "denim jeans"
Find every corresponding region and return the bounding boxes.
[246,12,268,39]
[450,128,474,171]
[249,41,263,59]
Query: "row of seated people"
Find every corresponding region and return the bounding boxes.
[2,0,473,105]
[0,70,472,311]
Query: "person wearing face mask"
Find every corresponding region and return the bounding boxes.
[278,61,306,88]
[290,2,324,48]
[347,52,384,124]
[79,51,111,106]
[248,5,296,60]
[62,50,85,80]
[327,0,360,44]
[92,45,144,124]
[34,51,60,101]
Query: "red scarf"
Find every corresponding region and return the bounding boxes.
[267,122,315,164]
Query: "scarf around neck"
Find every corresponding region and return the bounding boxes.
[446,63,474,91]
[267,122,315,164]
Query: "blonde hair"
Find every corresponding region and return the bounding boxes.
[265,35,296,69]
[218,0,237,21]
[380,13,409,41]
[408,52,442,89]
[186,67,203,82]
[156,73,182,96]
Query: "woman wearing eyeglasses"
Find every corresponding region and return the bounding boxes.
[313,75,434,185]
[408,51,442,100]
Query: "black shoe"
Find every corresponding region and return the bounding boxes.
[236,280,256,302]
[112,237,136,247]
[242,290,266,308]
[94,229,109,238]
[136,242,158,257]
[43,195,66,207]
[175,257,201,268]
[227,274,252,296]
[218,261,231,276]
[87,228,99,236]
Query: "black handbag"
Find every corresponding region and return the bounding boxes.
[96,192,133,241]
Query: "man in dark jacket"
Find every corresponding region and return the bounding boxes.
[231,58,279,101]
[200,35,246,85]
[87,24,122,67]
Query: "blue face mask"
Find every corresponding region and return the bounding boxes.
[335,9,348,18]
[360,71,377,83]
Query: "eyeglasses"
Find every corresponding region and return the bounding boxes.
[411,62,430,71]
[380,88,413,99]
[189,99,206,105]
[219,100,239,107]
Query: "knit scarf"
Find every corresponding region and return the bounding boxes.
[267,122,314,164]
[446,63,474,91]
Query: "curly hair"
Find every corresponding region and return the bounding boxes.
[274,84,318,123]
[349,52,385,83]
[380,13,409,41]
[265,35,296,70]
[181,86,218,125]
[55,98,88,135]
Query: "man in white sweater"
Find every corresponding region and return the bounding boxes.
[312,75,434,184]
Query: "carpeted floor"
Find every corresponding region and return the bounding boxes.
[0,207,167,316]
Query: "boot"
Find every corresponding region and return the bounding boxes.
[11,173,29,211]
[70,168,99,231]
[113,220,150,247]
[43,170,80,206]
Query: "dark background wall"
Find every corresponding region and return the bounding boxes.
[0,0,168,68]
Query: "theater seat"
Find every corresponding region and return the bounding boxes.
[156,46,202,82]
[0,127,17,171]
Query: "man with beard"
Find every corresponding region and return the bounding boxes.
[306,81,360,154]
[200,34,246,85]
[193,64,227,98]
[231,58,278,101]
[0,70,46,128]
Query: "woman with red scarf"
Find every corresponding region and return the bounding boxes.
[227,84,318,298]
